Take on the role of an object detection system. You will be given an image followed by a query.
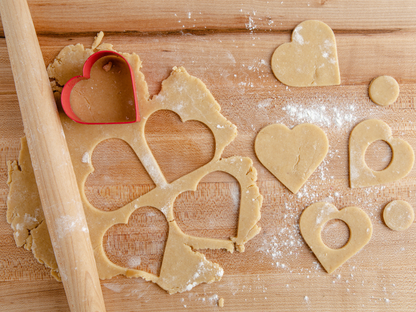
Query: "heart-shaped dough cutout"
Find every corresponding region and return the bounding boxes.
[349,119,414,188]
[300,202,372,274]
[271,20,340,87]
[255,123,328,193]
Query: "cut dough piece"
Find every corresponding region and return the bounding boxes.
[7,33,262,294]
[255,123,328,193]
[349,119,414,188]
[299,202,372,274]
[383,200,414,231]
[271,20,340,87]
[369,76,399,106]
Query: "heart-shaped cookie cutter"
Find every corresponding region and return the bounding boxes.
[61,50,140,124]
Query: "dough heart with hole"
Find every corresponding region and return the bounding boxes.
[271,20,341,87]
[299,202,372,274]
[349,119,414,188]
[255,123,328,193]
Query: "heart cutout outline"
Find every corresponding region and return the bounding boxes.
[61,50,140,125]
[103,206,168,277]
[145,109,215,184]
[349,119,415,188]
[255,123,328,193]
[299,202,372,274]
[173,171,240,241]
[84,138,156,211]
[271,20,341,87]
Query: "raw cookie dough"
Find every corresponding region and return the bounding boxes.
[7,33,262,294]
[299,202,372,274]
[271,20,341,87]
[383,200,414,231]
[349,119,414,188]
[369,76,399,106]
[254,123,328,193]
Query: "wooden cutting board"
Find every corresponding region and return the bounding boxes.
[1,1,416,311]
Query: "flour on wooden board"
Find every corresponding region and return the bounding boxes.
[282,103,357,128]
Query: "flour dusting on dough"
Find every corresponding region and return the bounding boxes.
[81,152,89,164]
[293,25,304,45]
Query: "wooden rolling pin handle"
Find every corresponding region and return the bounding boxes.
[0,1,106,311]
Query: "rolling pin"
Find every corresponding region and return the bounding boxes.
[0,1,106,311]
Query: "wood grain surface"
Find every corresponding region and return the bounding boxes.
[1,1,416,311]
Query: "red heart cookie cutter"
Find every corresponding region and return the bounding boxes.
[61,50,140,125]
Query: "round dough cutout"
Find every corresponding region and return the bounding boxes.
[383,200,414,231]
[369,76,399,106]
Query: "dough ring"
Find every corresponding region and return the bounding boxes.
[7,33,262,294]
[349,119,414,188]
[299,202,372,274]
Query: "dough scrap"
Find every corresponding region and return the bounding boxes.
[383,200,414,231]
[254,123,328,193]
[299,202,372,274]
[7,139,60,280]
[369,75,400,106]
[7,33,262,294]
[349,119,414,188]
[271,20,341,87]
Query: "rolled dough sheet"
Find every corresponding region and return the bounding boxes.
[7,33,262,294]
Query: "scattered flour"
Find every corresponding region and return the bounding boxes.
[246,16,257,31]
[103,283,125,293]
[128,256,142,268]
[282,103,357,128]
[258,201,305,270]
[258,98,273,109]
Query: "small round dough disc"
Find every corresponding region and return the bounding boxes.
[369,76,400,106]
[383,200,414,231]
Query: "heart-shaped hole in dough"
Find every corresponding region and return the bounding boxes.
[145,110,215,183]
[364,140,392,171]
[85,138,155,211]
[103,206,168,276]
[174,171,240,240]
